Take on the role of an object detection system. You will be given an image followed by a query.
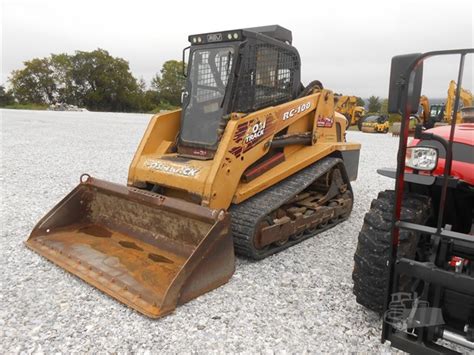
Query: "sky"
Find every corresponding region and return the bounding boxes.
[1,0,473,98]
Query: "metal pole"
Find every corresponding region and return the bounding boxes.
[435,54,465,232]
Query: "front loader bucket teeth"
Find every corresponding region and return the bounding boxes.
[26,175,234,318]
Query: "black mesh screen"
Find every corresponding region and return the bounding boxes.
[194,49,233,104]
[233,41,299,113]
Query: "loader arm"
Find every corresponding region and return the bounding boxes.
[445,80,473,122]
[419,95,430,123]
[335,95,351,113]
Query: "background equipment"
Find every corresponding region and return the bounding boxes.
[419,81,473,128]
[361,114,389,133]
[334,95,366,129]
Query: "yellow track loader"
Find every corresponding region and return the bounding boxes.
[334,95,366,130]
[26,25,361,318]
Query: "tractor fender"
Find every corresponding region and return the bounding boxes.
[377,168,436,186]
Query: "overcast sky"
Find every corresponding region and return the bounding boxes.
[2,0,473,97]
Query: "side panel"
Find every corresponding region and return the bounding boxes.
[206,90,360,208]
[128,110,182,186]
[232,142,360,204]
[203,94,321,208]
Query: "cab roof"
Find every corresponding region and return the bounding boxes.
[188,25,292,45]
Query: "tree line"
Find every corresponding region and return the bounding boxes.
[0,49,185,112]
[367,96,383,113]
[1,48,389,115]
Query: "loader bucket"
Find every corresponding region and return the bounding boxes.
[26,175,234,318]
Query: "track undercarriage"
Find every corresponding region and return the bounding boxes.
[231,158,353,259]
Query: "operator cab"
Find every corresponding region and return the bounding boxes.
[178,25,302,159]
[429,103,445,122]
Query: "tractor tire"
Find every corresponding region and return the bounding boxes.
[352,190,431,313]
[357,117,365,131]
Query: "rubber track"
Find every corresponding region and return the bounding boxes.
[230,157,350,259]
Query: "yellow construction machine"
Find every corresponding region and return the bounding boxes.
[419,80,473,127]
[360,115,389,133]
[334,95,366,130]
[26,25,361,318]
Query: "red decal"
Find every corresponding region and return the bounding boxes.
[229,146,242,158]
[317,116,334,128]
[229,115,276,157]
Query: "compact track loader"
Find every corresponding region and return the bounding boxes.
[27,25,360,318]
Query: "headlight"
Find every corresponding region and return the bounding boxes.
[405,147,438,171]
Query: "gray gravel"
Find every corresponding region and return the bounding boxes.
[1,109,401,353]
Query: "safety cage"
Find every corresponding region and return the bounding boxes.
[178,26,301,153]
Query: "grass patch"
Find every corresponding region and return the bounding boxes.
[1,103,49,110]
[388,113,401,125]
[146,101,180,114]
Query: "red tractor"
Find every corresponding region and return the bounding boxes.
[353,49,474,353]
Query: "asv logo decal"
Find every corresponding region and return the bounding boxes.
[244,121,266,143]
[317,116,334,128]
[146,160,200,177]
[282,102,311,120]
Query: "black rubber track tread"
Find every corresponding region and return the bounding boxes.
[352,190,432,313]
[230,157,351,260]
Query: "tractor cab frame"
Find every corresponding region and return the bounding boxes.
[383,48,474,354]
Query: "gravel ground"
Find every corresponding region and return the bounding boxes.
[1,109,401,353]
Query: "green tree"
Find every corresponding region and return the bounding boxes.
[368,95,382,113]
[6,49,182,112]
[356,97,365,107]
[9,57,56,104]
[50,53,75,104]
[69,49,141,112]
[0,85,15,106]
[151,60,185,106]
[131,78,160,112]
[380,98,389,115]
